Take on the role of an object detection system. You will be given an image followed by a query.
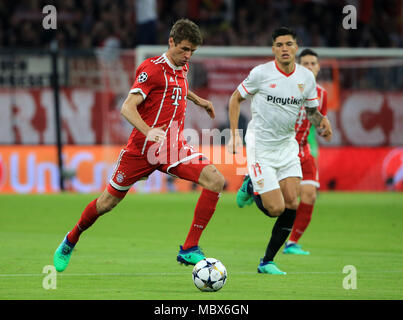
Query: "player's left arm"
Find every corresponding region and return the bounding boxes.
[305,74,332,141]
[187,90,215,119]
[305,107,332,141]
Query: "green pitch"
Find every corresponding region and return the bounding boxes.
[0,192,402,300]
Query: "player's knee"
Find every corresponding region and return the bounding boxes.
[268,206,284,217]
[200,167,225,193]
[301,186,317,205]
[285,200,299,211]
[283,195,299,211]
[262,200,284,217]
[207,171,225,193]
[304,190,317,204]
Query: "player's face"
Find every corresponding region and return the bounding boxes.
[168,38,198,67]
[272,35,298,65]
[300,55,320,78]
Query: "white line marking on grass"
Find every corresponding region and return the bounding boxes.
[235,270,403,275]
[1,270,403,277]
[0,272,188,277]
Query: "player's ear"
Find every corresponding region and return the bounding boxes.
[168,37,175,48]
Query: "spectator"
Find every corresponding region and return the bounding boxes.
[0,0,401,49]
[135,0,158,45]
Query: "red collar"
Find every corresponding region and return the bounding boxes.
[275,60,296,77]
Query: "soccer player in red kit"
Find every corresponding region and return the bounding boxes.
[54,19,225,272]
[283,48,332,255]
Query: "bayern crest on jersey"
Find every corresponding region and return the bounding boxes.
[115,171,126,183]
[138,72,148,83]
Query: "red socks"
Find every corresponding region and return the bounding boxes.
[289,202,313,243]
[66,190,220,249]
[183,189,220,250]
[67,198,99,244]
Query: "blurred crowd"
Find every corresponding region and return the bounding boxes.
[1,0,402,50]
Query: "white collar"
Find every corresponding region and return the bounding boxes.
[162,53,183,71]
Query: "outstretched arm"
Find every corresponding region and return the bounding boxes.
[305,107,332,142]
[188,90,215,119]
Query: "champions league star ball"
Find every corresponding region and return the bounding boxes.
[192,258,227,292]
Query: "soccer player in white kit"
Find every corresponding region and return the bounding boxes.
[228,27,332,274]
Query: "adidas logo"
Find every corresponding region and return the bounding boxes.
[170,76,174,82]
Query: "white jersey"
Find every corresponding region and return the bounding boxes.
[238,60,319,149]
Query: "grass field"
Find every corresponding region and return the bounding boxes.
[0,192,402,300]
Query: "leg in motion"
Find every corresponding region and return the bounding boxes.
[258,177,299,274]
[175,164,225,265]
[53,189,123,272]
[284,183,316,255]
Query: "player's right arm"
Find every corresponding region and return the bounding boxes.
[121,60,166,143]
[120,92,166,143]
[227,89,245,154]
[227,66,260,154]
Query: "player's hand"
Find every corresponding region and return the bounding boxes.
[227,132,243,154]
[198,98,215,119]
[318,117,332,142]
[146,124,167,143]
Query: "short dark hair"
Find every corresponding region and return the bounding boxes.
[271,27,297,43]
[169,18,203,46]
[299,48,319,60]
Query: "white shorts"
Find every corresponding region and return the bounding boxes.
[245,137,302,194]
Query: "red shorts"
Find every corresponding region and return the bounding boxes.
[300,153,320,188]
[107,144,211,198]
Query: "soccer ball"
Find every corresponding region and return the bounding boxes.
[192,258,227,292]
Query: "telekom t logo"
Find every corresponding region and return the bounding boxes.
[172,87,182,106]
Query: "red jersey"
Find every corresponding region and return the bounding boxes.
[126,53,189,156]
[295,84,328,158]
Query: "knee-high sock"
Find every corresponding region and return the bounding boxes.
[183,189,220,250]
[67,198,99,244]
[289,202,313,243]
[263,208,296,262]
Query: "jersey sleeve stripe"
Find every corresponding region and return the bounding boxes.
[130,88,146,100]
[241,83,252,95]
[306,97,318,101]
